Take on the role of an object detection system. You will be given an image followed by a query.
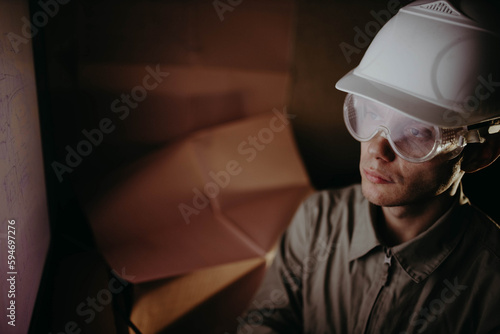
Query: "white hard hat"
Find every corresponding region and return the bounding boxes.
[335,0,500,128]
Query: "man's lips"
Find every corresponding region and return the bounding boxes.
[363,168,394,184]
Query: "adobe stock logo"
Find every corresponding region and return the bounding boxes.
[51,64,169,182]
[178,107,295,224]
[48,268,135,334]
[231,238,335,334]
[213,0,243,21]
[442,74,500,126]
[400,277,467,334]
[8,0,72,53]
[339,0,401,63]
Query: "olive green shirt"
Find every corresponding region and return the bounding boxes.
[240,184,500,334]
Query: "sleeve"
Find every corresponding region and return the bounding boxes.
[236,196,316,334]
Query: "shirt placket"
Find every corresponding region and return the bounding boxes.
[358,247,393,334]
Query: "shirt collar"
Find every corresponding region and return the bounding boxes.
[349,184,470,283]
[391,188,470,283]
[348,197,381,261]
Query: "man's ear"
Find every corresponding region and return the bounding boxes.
[462,132,500,173]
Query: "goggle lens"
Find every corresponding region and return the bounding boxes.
[344,94,463,162]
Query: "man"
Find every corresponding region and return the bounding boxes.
[238,0,500,333]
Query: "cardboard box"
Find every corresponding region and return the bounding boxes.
[130,254,276,334]
[86,112,311,283]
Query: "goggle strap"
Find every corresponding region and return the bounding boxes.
[489,125,500,135]
[466,118,500,131]
[464,118,500,142]
[488,121,500,135]
[465,130,485,144]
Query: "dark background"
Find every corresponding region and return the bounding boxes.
[28,0,500,333]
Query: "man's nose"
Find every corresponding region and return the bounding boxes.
[366,132,396,162]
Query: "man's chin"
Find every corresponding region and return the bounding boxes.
[361,181,399,207]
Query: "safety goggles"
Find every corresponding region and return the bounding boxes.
[343,94,499,163]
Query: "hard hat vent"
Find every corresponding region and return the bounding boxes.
[420,1,460,16]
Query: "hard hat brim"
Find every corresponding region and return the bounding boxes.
[335,70,491,128]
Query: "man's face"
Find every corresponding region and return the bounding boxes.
[359,135,464,207]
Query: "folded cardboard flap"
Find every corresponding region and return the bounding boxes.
[75,2,305,331]
[87,112,312,283]
[130,256,270,334]
[78,65,291,145]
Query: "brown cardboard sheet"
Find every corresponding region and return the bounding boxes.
[86,112,312,283]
